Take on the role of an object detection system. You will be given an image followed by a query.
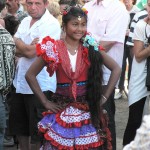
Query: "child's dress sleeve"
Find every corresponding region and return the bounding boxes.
[36,36,60,76]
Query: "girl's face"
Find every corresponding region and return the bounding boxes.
[147,1,150,19]
[65,16,87,41]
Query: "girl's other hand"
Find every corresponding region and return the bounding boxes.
[44,101,64,113]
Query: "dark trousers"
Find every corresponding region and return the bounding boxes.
[8,87,53,144]
[123,97,146,146]
[118,45,133,90]
[103,88,116,150]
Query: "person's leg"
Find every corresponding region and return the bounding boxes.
[115,45,127,99]
[25,91,53,150]
[4,91,14,147]
[0,94,6,150]
[126,46,133,83]
[8,91,30,150]
[123,97,146,146]
[0,128,5,150]
[103,88,116,150]
[118,45,127,92]
[24,94,41,150]
[17,136,30,150]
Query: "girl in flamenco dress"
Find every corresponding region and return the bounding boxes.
[25,5,121,150]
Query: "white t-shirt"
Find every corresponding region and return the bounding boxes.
[13,9,61,94]
[128,20,150,106]
[67,51,78,72]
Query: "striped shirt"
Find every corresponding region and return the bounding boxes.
[126,9,148,46]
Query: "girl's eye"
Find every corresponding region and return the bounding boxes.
[73,24,77,26]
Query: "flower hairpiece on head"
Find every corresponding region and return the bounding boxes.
[62,5,71,15]
[82,7,88,14]
[82,34,99,51]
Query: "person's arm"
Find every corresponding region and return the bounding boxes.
[14,37,37,58]
[100,51,121,104]
[100,41,116,52]
[25,56,63,112]
[133,40,150,62]
[133,19,150,62]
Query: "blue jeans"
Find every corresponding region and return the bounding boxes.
[0,94,6,150]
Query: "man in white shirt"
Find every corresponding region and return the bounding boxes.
[8,0,61,149]
[84,0,129,149]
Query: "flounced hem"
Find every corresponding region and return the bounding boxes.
[44,132,104,150]
[56,102,90,128]
[104,127,112,150]
[55,113,90,128]
[42,102,89,117]
[41,102,91,128]
[39,126,47,133]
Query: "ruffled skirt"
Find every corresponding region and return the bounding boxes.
[38,102,106,150]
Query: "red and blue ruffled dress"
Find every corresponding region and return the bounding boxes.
[36,36,112,150]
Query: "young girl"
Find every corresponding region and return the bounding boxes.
[25,6,121,150]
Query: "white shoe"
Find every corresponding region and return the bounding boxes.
[3,137,14,147]
[114,92,122,100]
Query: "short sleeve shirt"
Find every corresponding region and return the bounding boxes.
[128,20,150,106]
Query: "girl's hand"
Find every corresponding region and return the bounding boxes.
[44,101,64,113]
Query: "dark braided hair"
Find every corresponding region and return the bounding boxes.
[62,6,104,129]
[86,46,103,128]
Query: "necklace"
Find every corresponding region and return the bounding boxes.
[64,40,79,54]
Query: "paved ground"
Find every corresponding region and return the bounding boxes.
[4,94,129,150]
[115,94,129,150]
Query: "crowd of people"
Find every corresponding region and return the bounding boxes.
[0,0,150,149]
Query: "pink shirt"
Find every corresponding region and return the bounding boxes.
[84,0,129,85]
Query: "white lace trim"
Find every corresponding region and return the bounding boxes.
[60,106,90,123]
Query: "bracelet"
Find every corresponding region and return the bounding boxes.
[101,95,107,101]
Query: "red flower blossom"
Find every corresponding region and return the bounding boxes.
[82,8,88,14]
[63,11,68,15]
